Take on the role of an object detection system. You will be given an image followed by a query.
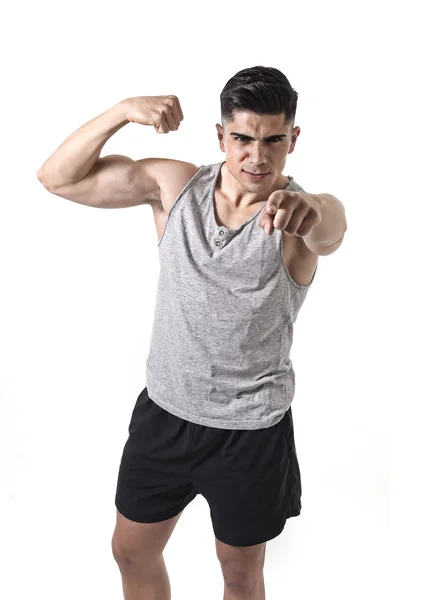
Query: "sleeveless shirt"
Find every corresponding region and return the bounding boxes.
[145,161,317,430]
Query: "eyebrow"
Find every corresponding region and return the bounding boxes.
[230,132,287,141]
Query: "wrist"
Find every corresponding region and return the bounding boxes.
[115,98,133,123]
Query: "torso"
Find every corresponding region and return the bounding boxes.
[150,162,318,287]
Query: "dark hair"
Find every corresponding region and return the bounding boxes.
[220,66,298,128]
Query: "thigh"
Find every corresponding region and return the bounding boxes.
[191,406,301,547]
[114,387,199,526]
[111,508,183,564]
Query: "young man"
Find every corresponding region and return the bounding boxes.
[37,66,347,600]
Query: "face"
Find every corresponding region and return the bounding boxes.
[216,111,300,194]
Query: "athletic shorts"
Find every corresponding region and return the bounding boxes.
[114,386,302,547]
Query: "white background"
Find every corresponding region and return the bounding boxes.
[1,1,430,598]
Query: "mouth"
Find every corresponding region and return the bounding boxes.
[243,170,269,181]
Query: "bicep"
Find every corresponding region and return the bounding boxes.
[44,155,161,209]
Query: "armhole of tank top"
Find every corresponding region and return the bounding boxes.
[279,231,318,291]
[157,164,205,248]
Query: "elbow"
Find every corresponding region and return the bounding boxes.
[37,169,49,187]
[37,169,56,191]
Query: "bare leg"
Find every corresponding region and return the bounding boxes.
[223,569,265,600]
[118,554,171,600]
[112,508,184,600]
[217,539,267,600]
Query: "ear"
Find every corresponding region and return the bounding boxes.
[216,124,225,151]
[288,126,301,153]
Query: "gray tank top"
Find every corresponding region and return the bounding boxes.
[145,161,317,430]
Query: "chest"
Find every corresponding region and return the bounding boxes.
[151,193,317,287]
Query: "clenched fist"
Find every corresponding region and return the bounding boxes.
[123,95,184,134]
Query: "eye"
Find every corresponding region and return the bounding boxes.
[234,136,283,143]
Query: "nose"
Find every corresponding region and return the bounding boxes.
[249,142,267,167]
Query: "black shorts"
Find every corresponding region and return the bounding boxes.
[115,387,302,547]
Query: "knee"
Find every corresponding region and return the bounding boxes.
[111,537,135,568]
[222,567,263,597]
[221,561,264,596]
[111,536,155,571]
[217,540,266,594]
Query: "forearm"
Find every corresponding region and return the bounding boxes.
[305,193,348,245]
[37,100,130,188]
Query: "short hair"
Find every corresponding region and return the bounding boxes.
[220,66,298,128]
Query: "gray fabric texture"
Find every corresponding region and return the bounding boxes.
[145,161,317,429]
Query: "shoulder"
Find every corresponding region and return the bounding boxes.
[134,158,201,214]
[287,176,306,193]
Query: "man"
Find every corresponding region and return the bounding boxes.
[37,65,347,600]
